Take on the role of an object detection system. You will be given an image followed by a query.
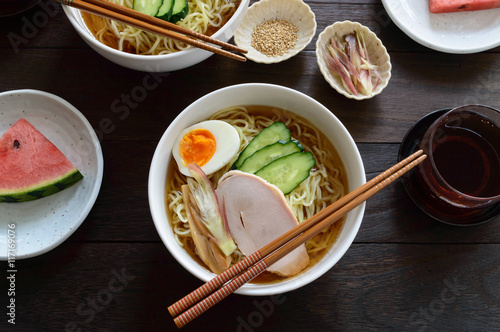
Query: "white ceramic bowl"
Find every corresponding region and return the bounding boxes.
[148,83,366,296]
[62,0,249,72]
[316,21,392,100]
[234,0,316,63]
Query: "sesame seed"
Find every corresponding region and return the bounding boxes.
[251,19,299,57]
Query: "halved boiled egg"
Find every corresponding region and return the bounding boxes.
[172,120,240,176]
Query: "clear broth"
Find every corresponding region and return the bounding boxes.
[81,0,241,54]
[166,105,349,284]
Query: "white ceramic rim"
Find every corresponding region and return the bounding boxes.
[382,0,500,54]
[62,0,250,67]
[0,89,103,260]
[148,83,365,296]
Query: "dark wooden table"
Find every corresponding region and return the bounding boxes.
[1,1,500,331]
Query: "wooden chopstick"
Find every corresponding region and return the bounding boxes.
[83,0,247,54]
[169,150,427,328]
[56,0,247,62]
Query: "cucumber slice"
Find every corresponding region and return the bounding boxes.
[133,0,163,17]
[156,0,174,20]
[233,122,291,169]
[292,139,304,151]
[170,0,189,22]
[239,140,302,174]
[255,151,316,195]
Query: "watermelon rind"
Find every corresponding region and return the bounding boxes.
[0,168,83,203]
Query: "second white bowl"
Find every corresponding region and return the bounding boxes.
[63,0,249,72]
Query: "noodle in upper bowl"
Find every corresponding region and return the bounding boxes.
[82,0,241,55]
[166,105,347,283]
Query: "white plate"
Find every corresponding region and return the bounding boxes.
[382,0,500,53]
[0,90,103,260]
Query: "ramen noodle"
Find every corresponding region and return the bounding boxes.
[82,0,239,55]
[166,106,347,282]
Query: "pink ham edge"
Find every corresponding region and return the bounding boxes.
[216,170,309,277]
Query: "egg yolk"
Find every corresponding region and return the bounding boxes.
[179,129,216,166]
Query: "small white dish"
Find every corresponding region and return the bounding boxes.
[316,21,392,100]
[0,90,103,260]
[382,0,500,54]
[234,0,316,63]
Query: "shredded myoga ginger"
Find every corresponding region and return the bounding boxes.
[323,30,382,96]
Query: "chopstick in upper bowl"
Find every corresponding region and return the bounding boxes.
[55,0,248,62]
[168,149,427,328]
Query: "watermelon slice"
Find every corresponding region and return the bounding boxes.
[429,0,500,13]
[0,118,83,203]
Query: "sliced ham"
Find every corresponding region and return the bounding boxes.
[429,0,500,13]
[216,171,309,277]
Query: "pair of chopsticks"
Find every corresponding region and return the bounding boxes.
[55,0,247,62]
[168,149,427,328]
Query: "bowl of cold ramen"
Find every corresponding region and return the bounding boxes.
[62,0,249,72]
[148,83,366,296]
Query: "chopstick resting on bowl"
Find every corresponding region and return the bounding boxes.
[168,149,427,328]
[55,0,248,62]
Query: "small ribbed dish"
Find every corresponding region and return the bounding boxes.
[316,21,392,100]
[234,0,316,64]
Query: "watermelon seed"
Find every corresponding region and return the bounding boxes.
[13,140,20,149]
